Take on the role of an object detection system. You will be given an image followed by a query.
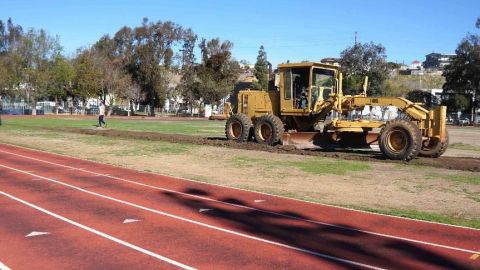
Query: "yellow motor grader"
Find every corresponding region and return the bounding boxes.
[225,62,448,161]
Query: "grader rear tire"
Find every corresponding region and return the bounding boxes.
[379,119,422,161]
[254,115,284,145]
[419,130,449,158]
[225,113,252,142]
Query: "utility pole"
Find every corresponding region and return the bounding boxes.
[472,89,476,123]
[354,31,358,46]
[0,96,2,126]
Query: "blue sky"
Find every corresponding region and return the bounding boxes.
[1,0,479,66]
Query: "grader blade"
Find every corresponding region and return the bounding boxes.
[281,131,379,150]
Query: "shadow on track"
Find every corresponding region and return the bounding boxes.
[164,187,473,270]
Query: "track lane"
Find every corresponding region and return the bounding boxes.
[0,190,190,270]
[0,144,479,251]
[0,165,372,270]
[0,144,479,269]
[1,160,478,269]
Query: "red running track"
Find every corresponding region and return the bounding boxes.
[0,143,478,270]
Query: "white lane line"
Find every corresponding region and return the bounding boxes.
[0,164,385,270]
[0,189,195,270]
[2,143,480,233]
[0,261,11,270]
[0,149,478,255]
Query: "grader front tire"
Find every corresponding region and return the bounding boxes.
[254,115,284,145]
[419,130,449,158]
[379,119,422,161]
[225,113,253,143]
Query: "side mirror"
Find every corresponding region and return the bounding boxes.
[274,74,280,88]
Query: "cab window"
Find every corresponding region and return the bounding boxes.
[312,68,335,102]
[284,69,292,100]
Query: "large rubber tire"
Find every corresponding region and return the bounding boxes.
[379,119,422,161]
[254,114,284,145]
[419,129,449,158]
[225,113,253,142]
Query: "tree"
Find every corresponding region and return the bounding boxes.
[47,56,74,113]
[197,38,240,104]
[253,45,268,90]
[0,18,23,97]
[339,42,389,96]
[406,89,439,109]
[441,94,470,112]
[178,29,199,115]
[129,18,185,116]
[92,34,139,111]
[387,62,401,70]
[443,18,480,122]
[17,28,62,114]
[110,27,142,114]
[72,49,103,113]
[0,53,13,97]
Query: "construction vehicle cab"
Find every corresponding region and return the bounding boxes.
[225,61,448,161]
[280,63,336,114]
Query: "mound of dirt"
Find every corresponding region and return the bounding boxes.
[49,127,480,172]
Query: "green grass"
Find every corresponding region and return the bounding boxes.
[449,143,480,152]
[428,173,480,185]
[289,158,370,175]
[0,124,195,156]
[2,116,225,136]
[340,206,480,229]
[230,155,370,175]
[70,131,196,156]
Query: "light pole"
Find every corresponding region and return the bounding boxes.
[472,89,476,123]
[0,96,2,126]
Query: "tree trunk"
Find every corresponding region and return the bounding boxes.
[129,99,135,116]
[32,97,37,116]
[190,94,194,117]
[151,98,156,117]
[55,96,59,114]
[82,98,86,115]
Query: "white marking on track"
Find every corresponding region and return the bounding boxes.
[123,218,140,224]
[0,149,478,255]
[0,261,11,270]
[199,208,212,213]
[0,189,195,270]
[254,200,265,203]
[26,231,50,238]
[0,164,387,269]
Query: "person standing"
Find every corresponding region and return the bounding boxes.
[98,101,107,128]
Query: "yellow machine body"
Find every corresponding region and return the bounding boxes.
[226,61,448,160]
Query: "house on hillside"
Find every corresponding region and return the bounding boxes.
[410,60,422,70]
[423,52,455,70]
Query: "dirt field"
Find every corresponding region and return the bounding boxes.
[47,125,480,172]
[0,119,479,226]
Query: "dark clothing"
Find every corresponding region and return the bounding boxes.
[99,115,106,127]
[294,81,303,97]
